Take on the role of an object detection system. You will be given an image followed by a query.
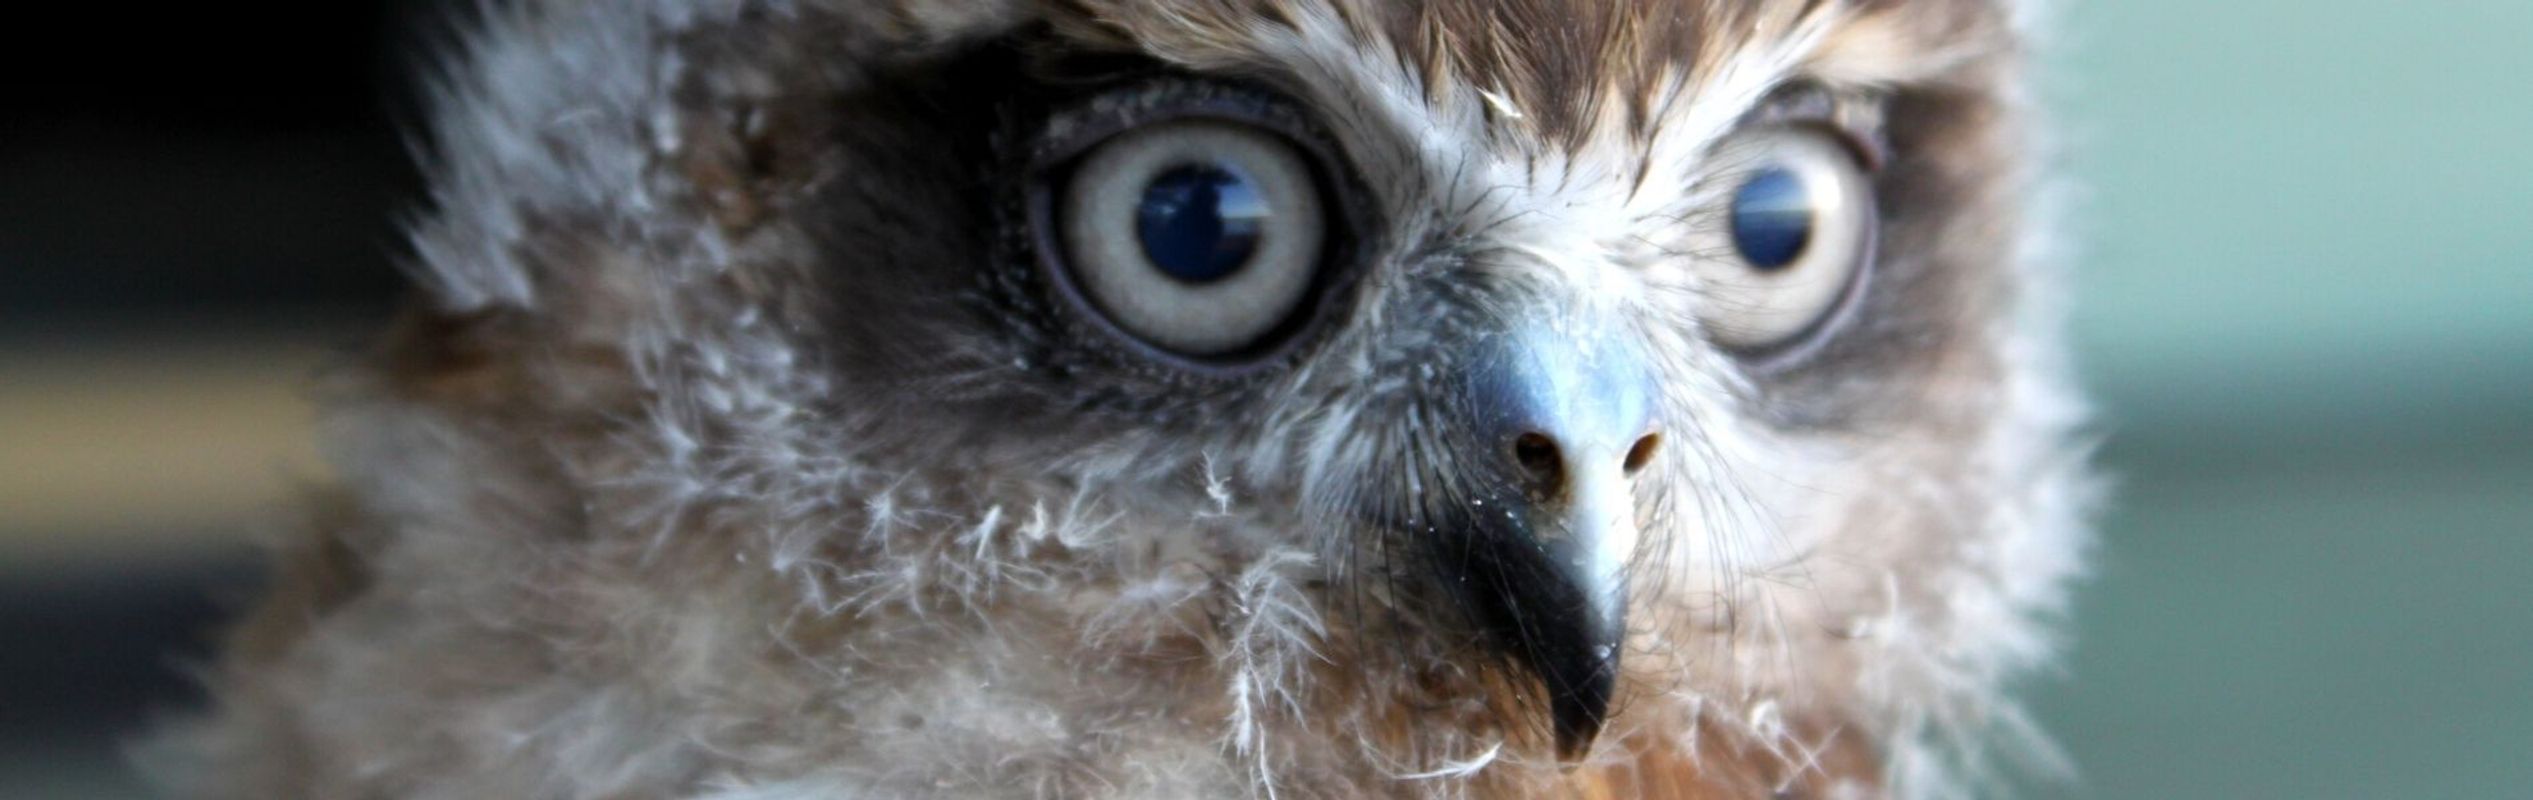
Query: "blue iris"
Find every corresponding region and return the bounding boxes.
[1136,163,1269,284]
[1729,166,1814,271]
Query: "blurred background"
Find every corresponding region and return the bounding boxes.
[2,1,2526,797]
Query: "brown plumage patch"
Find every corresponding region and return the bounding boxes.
[1043,0,1770,146]
[1566,721,1881,799]
[1380,0,1751,147]
[1041,0,2011,150]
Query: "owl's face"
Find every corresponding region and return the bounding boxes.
[405,0,2077,778]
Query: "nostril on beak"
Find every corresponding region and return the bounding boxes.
[1622,433,1662,477]
[1514,431,1661,498]
[1511,432,1566,501]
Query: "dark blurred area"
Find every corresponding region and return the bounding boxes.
[1,3,425,793]
[0,3,423,332]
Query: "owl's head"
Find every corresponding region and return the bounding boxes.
[386,0,2083,789]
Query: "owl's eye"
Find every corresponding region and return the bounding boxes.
[1054,120,1328,359]
[1695,127,1878,353]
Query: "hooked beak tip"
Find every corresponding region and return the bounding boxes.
[1548,648,1618,762]
[1534,512,1629,762]
[1449,523,1627,763]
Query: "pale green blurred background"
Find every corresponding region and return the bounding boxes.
[2024,1,2533,797]
[3,2,2529,797]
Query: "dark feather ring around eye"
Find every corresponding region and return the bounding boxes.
[1008,79,1374,379]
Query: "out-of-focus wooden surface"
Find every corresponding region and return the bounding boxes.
[0,336,332,563]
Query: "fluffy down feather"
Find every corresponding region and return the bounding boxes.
[149,1,2088,797]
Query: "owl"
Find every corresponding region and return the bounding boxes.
[152,0,2089,797]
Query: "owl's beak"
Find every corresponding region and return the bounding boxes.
[1431,318,1657,762]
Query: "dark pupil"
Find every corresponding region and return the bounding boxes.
[1729,166,1814,271]
[1136,163,1268,285]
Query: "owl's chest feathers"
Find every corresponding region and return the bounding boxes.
[679,506,1870,797]
[211,389,1884,799]
[296,327,1879,794]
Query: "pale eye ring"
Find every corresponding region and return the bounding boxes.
[1048,119,1330,361]
[1694,126,1879,354]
